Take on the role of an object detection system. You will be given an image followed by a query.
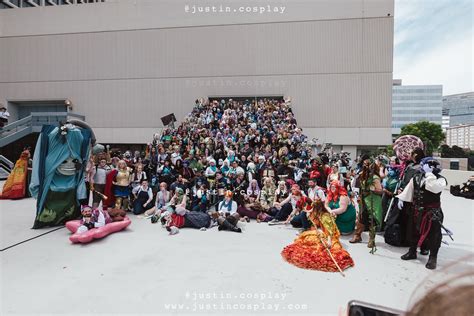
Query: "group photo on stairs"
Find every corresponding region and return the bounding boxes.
[1,0,473,315]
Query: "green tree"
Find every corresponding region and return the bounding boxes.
[400,121,445,155]
[440,144,469,158]
[439,144,452,157]
[385,145,394,157]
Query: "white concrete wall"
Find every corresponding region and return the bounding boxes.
[0,0,394,145]
[441,169,474,188]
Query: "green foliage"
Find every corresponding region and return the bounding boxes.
[439,144,469,158]
[400,121,445,155]
[373,145,394,157]
[384,145,394,157]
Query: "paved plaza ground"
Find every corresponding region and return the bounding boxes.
[1,191,473,315]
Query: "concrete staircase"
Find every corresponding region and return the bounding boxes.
[0,112,85,148]
[0,155,14,180]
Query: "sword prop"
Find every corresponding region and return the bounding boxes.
[441,224,454,241]
[91,189,108,200]
[384,179,402,223]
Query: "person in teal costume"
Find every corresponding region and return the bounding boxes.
[325,180,356,234]
[30,121,95,229]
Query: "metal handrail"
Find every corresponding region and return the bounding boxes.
[0,116,32,133]
[0,112,86,139]
[0,155,14,169]
[29,112,83,118]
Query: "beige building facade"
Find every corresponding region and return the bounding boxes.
[446,124,474,150]
[0,0,394,155]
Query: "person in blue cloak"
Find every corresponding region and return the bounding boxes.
[30,121,95,229]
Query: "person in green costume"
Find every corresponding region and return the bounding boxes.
[350,160,384,253]
[325,180,356,235]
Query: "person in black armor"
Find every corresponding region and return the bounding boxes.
[397,157,447,269]
[398,147,426,248]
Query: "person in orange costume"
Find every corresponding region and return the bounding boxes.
[0,149,30,199]
[281,199,354,272]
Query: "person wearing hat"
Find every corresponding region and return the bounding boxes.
[397,157,447,269]
[76,205,111,234]
[76,206,95,233]
[220,159,230,176]
[204,159,218,178]
[166,187,189,215]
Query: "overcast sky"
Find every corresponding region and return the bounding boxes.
[393,0,473,95]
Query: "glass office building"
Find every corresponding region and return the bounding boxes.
[392,80,443,134]
[442,92,474,127]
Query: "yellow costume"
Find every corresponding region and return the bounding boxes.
[0,150,29,199]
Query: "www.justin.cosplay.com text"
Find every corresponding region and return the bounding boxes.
[163,291,308,312]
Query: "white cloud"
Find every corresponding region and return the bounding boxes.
[393,0,473,95]
[394,34,473,95]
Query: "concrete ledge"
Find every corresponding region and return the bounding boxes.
[441,169,474,187]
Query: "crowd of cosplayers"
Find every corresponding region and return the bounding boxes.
[78,98,449,270]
